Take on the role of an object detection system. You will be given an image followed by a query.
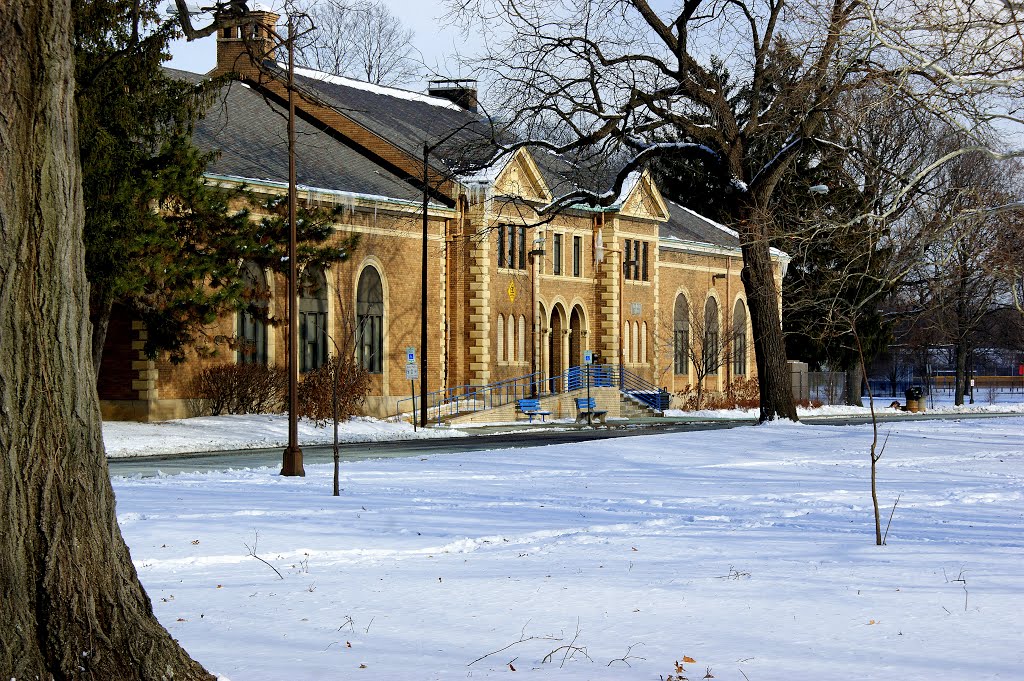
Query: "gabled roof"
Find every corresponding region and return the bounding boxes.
[168,67,422,202]
[172,64,774,260]
[288,66,497,170]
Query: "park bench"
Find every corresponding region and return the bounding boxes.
[574,397,608,425]
[516,398,551,423]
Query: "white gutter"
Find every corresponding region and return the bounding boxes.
[203,173,454,213]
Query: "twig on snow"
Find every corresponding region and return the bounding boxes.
[468,620,561,666]
[244,531,284,580]
[607,642,646,667]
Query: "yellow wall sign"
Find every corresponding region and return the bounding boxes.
[507,280,517,303]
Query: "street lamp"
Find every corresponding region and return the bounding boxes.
[169,5,307,473]
[277,15,304,476]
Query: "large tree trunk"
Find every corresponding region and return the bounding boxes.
[738,221,798,422]
[845,364,864,407]
[0,1,213,678]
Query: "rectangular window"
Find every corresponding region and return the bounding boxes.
[518,226,526,269]
[299,311,327,372]
[704,328,719,376]
[497,225,506,268]
[733,331,747,376]
[641,242,649,281]
[573,236,582,276]
[633,240,641,280]
[507,225,516,268]
[674,328,689,374]
[553,233,563,275]
[623,239,632,279]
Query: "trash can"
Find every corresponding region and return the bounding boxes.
[904,387,923,413]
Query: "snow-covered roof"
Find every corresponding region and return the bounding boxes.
[287,65,467,112]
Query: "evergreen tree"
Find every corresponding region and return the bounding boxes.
[75,0,354,374]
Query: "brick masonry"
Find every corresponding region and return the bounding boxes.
[97,15,784,422]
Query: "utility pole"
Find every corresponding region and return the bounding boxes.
[280,14,304,476]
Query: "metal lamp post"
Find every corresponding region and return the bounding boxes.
[278,15,304,476]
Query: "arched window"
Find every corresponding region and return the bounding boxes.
[507,313,515,363]
[299,266,328,372]
[632,321,640,363]
[356,266,384,373]
[518,315,526,362]
[641,322,648,364]
[733,300,748,376]
[496,315,505,362]
[704,298,719,376]
[237,262,269,365]
[673,293,689,375]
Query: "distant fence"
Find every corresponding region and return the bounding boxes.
[809,372,847,405]
[868,375,1024,397]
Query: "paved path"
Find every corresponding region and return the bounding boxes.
[107,410,1020,477]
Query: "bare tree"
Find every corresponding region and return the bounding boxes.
[295,0,421,86]
[687,298,733,410]
[908,150,1019,405]
[1,0,211,676]
[448,0,1024,423]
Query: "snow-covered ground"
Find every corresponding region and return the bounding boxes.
[113,416,1024,679]
[102,392,1024,458]
[667,391,1024,421]
[103,414,465,458]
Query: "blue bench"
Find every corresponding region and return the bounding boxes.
[516,398,551,423]
[574,397,607,425]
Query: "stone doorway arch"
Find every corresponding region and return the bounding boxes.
[548,303,567,392]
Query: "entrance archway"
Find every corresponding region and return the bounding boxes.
[548,304,566,392]
[569,305,585,368]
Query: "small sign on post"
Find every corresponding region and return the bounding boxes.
[406,347,418,431]
[583,349,593,422]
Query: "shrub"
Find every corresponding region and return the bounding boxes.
[187,363,287,416]
[297,356,372,426]
[674,376,761,411]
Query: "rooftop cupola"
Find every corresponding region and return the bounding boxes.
[213,8,281,76]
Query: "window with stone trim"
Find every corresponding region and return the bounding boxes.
[237,261,269,365]
[572,236,582,276]
[733,299,748,376]
[518,315,526,361]
[497,225,527,270]
[673,293,689,375]
[300,266,328,373]
[704,297,719,376]
[496,314,505,362]
[356,266,384,373]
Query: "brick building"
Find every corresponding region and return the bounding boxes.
[97,10,789,422]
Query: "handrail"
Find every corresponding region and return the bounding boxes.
[392,364,668,423]
[395,371,543,423]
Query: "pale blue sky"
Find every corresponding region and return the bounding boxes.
[166,0,470,80]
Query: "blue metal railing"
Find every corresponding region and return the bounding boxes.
[615,366,670,411]
[394,364,669,423]
[395,371,543,423]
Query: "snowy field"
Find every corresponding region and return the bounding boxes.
[102,414,465,457]
[112,416,1024,680]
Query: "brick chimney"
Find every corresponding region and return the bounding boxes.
[428,79,479,113]
[211,9,281,76]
